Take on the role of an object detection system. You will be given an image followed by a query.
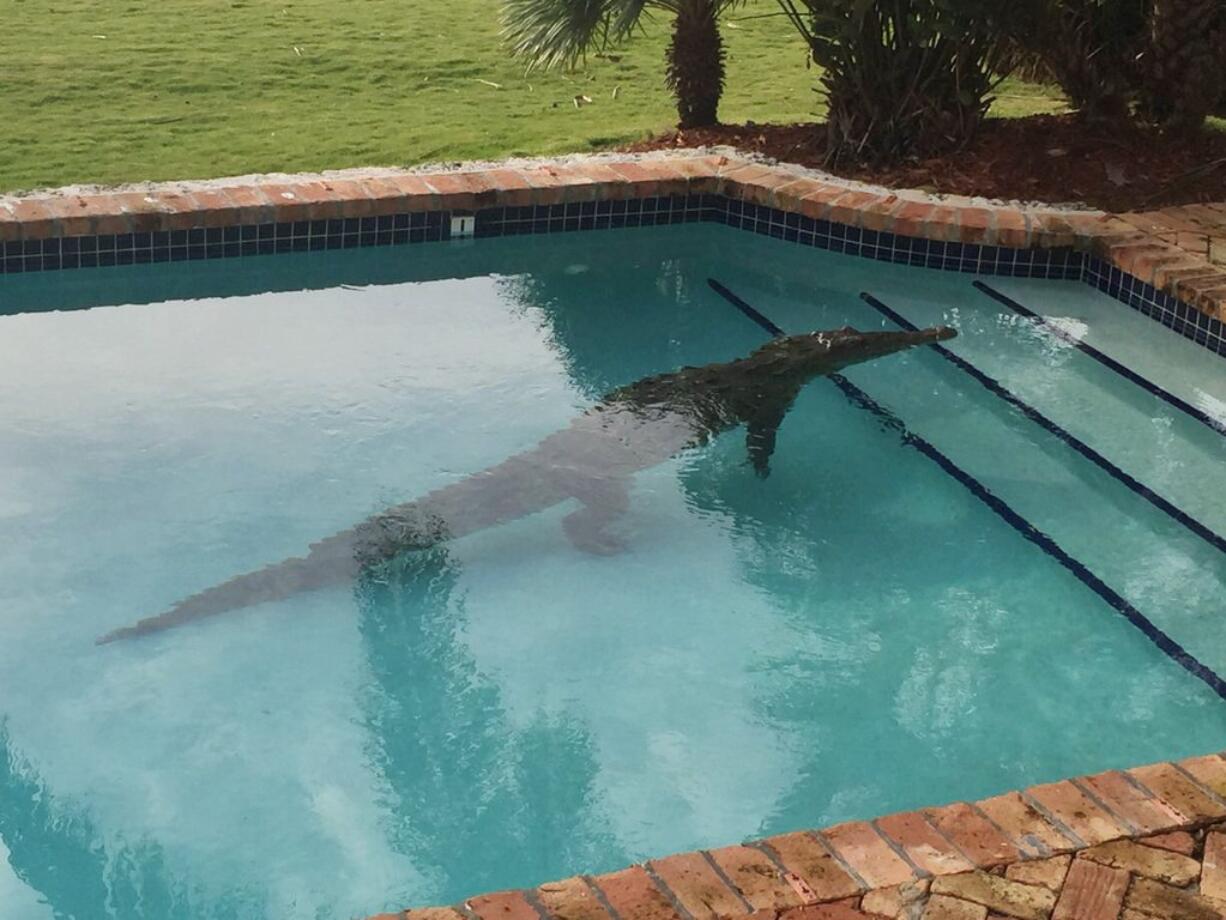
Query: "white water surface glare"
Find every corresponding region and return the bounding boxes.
[1,225,1225,919]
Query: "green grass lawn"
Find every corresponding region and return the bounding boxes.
[0,0,1066,193]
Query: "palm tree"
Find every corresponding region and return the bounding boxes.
[772,0,1023,164]
[503,0,741,128]
[1028,0,1150,123]
[1142,0,1224,130]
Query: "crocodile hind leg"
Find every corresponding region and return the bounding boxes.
[745,390,799,479]
[561,474,631,556]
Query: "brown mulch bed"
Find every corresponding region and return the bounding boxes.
[623,114,1226,212]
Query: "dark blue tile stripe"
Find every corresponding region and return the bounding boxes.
[707,277,1226,703]
[473,195,709,238]
[860,291,1226,559]
[0,196,1081,282]
[1082,255,1226,358]
[709,199,1083,281]
[975,280,1226,438]
[863,380,1226,703]
[706,279,786,337]
[3,193,1222,358]
[0,212,449,273]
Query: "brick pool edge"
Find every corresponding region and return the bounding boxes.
[373,751,1226,920]
[1,152,1224,328]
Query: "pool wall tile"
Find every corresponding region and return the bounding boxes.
[2,154,1224,357]
[1084,255,1226,356]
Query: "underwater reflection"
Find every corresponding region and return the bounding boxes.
[354,551,625,900]
[0,723,261,919]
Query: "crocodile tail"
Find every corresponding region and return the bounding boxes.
[95,550,360,645]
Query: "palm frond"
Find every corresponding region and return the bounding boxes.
[503,0,617,70]
[608,0,656,42]
[503,0,742,127]
[503,0,742,68]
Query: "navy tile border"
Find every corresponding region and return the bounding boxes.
[0,194,1076,279]
[0,212,447,274]
[1083,255,1226,357]
[708,197,1084,281]
[473,194,709,238]
[2,193,1222,357]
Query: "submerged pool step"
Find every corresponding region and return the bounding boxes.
[840,289,1226,677]
[974,280,1226,439]
[705,277,1226,702]
[859,291,1226,560]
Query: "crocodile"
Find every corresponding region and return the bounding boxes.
[96,323,954,644]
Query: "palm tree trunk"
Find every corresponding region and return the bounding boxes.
[1145,0,1222,130]
[1045,0,1141,122]
[666,0,725,128]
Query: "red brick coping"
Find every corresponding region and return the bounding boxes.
[372,752,1226,920]
[1,153,1223,324]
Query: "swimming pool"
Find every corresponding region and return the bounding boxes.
[1,219,1225,919]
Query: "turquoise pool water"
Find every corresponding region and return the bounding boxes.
[1,225,1225,919]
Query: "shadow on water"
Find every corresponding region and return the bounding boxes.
[0,723,258,920]
[497,253,765,400]
[354,551,626,903]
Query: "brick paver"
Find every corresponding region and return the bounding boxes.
[1004,856,1070,891]
[1130,764,1226,824]
[1117,204,1226,319]
[591,867,683,920]
[465,891,541,920]
[762,833,864,903]
[404,909,467,920]
[1140,831,1195,856]
[537,877,614,920]
[1025,782,1130,847]
[930,872,1056,920]
[650,852,749,920]
[1203,832,1226,901]
[1124,876,1226,920]
[1182,757,1226,802]
[921,894,987,920]
[1080,839,1200,886]
[2,151,1224,323]
[1051,859,1129,920]
[976,794,1078,857]
[820,823,918,890]
[397,753,1226,920]
[875,811,974,876]
[708,845,804,910]
[926,804,1023,868]
[1077,772,1184,835]
[861,880,928,917]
